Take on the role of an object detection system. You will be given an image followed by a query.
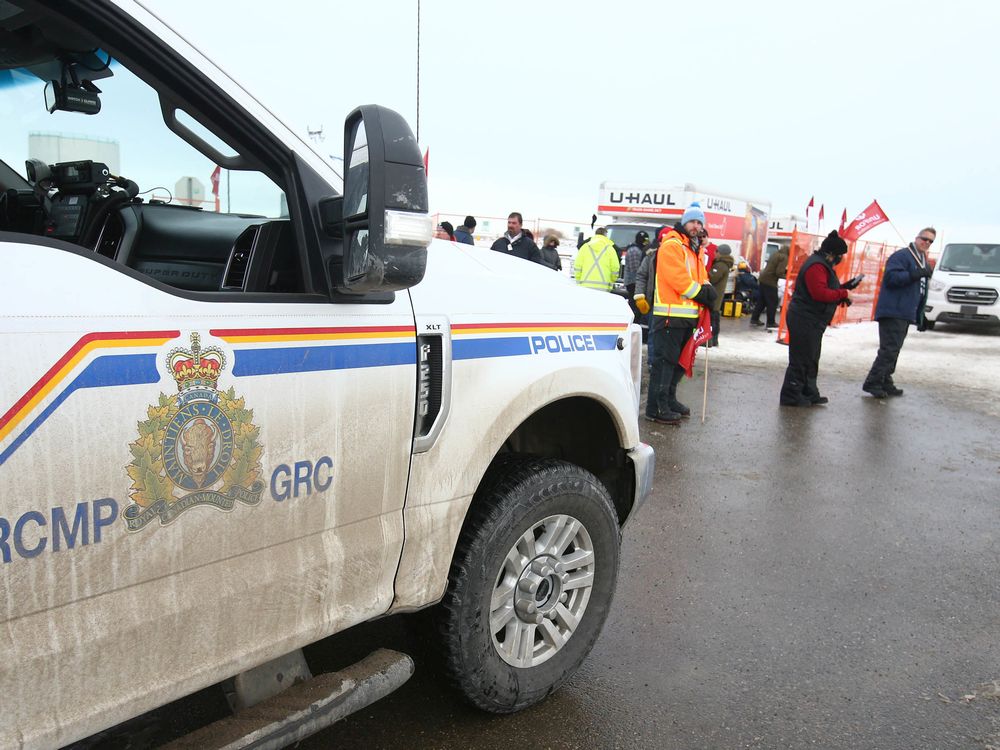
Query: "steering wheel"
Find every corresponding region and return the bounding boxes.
[78,174,140,249]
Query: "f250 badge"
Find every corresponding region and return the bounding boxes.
[123,333,264,531]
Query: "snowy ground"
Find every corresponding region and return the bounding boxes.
[703,318,1000,415]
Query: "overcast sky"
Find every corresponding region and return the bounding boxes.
[149,0,998,245]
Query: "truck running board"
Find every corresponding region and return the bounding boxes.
[163,649,414,750]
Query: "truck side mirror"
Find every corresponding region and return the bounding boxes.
[332,105,432,293]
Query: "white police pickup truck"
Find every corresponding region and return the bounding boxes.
[0,2,652,747]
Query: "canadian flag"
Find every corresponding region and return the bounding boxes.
[210,165,221,198]
[839,209,847,234]
[841,200,890,242]
[806,196,814,216]
[818,204,825,222]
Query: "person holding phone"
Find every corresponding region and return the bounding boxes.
[862,227,936,398]
[779,231,854,406]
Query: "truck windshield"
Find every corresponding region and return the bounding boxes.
[938,244,1000,273]
[608,224,662,250]
[0,60,284,218]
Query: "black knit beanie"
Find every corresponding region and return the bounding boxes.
[820,230,848,256]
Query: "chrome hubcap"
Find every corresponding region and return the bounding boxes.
[514,557,567,623]
[490,514,595,668]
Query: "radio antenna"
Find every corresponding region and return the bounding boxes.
[416,0,421,143]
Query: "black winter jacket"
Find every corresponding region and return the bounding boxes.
[491,234,543,264]
[790,253,842,325]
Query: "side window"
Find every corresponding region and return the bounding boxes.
[0,47,306,295]
[170,109,285,218]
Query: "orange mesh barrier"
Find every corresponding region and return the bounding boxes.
[776,231,893,343]
[831,239,891,325]
[776,230,819,344]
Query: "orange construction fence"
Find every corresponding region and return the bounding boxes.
[776,229,893,344]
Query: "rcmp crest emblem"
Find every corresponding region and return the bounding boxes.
[124,332,265,531]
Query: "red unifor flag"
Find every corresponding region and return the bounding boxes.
[678,306,713,378]
[818,204,825,222]
[841,199,890,242]
[210,165,221,198]
[806,196,814,216]
[839,208,847,234]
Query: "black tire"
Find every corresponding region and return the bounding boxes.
[436,456,620,713]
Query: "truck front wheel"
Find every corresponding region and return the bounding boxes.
[437,457,621,713]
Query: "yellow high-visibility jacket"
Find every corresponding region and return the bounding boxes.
[574,234,621,291]
[653,229,708,319]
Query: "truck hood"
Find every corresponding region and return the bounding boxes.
[933,269,1000,281]
[409,240,632,322]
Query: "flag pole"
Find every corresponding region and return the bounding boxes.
[886,219,908,244]
[701,341,709,424]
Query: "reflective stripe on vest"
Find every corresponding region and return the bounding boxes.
[579,243,612,290]
[652,301,700,318]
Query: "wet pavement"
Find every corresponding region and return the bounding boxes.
[300,363,1000,750]
[78,325,1000,750]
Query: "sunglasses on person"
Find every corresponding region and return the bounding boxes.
[917,235,934,243]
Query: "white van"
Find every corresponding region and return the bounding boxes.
[0,2,652,748]
[924,243,1000,329]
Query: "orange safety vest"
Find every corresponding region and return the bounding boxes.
[653,229,708,319]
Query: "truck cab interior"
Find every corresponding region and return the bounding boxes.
[0,3,309,297]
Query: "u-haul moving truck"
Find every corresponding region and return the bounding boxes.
[598,182,773,271]
[768,214,807,242]
[764,214,807,265]
[0,3,653,748]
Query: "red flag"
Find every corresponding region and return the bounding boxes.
[210,165,221,198]
[839,209,847,234]
[423,148,429,177]
[678,307,713,378]
[818,204,825,222]
[841,200,890,242]
[806,196,814,216]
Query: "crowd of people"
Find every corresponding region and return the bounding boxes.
[438,208,935,417]
[436,212,564,271]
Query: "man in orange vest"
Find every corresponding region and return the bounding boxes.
[645,203,718,425]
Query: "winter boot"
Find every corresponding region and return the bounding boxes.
[862,382,888,398]
[644,411,682,426]
[780,375,811,406]
[668,400,691,417]
[668,374,690,418]
[883,379,904,397]
[780,395,812,406]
